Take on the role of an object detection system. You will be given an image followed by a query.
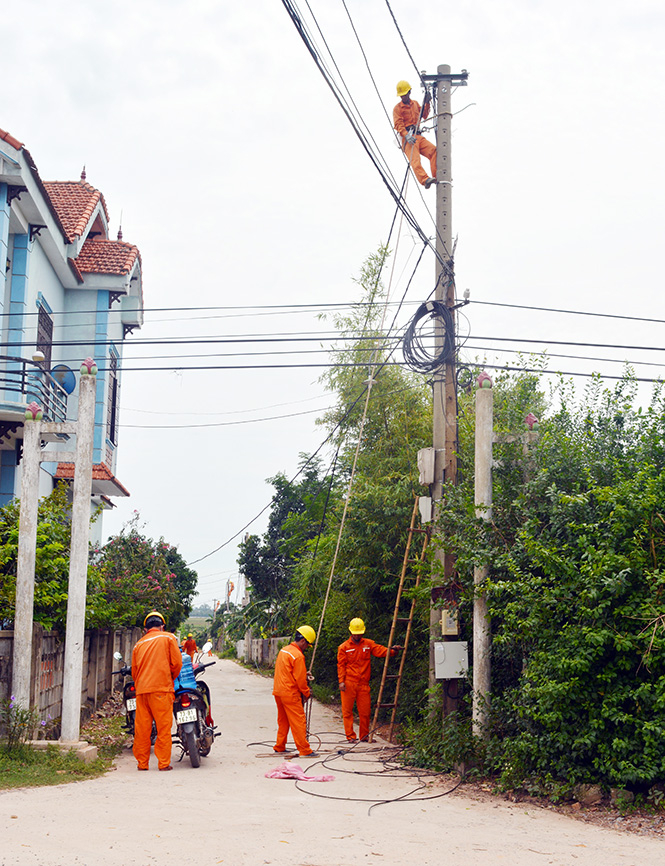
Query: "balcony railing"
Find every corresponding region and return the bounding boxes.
[0,356,69,423]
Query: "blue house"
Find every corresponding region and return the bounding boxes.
[0,126,143,532]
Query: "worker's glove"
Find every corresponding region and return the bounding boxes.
[423,90,431,104]
[405,131,416,145]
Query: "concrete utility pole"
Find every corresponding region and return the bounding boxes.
[473,373,493,736]
[12,359,97,747]
[60,363,97,743]
[11,405,44,710]
[423,64,469,715]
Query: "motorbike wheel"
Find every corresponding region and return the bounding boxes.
[185,729,200,768]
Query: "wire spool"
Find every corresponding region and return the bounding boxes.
[402,300,456,373]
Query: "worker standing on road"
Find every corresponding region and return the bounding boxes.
[337,618,402,742]
[393,80,436,189]
[272,626,319,758]
[132,611,182,771]
[182,633,197,662]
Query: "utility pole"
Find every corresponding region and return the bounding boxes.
[473,373,493,736]
[60,362,97,743]
[422,64,469,716]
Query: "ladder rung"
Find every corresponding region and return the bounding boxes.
[396,617,411,622]
[378,702,396,709]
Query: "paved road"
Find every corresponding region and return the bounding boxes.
[1,659,660,865]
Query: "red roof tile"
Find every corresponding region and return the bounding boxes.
[55,462,130,497]
[0,126,22,151]
[74,238,140,277]
[43,181,110,243]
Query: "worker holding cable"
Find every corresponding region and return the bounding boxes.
[337,618,402,742]
[272,625,319,758]
[393,80,436,189]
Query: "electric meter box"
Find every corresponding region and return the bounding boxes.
[433,641,468,679]
[418,496,433,523]
[417,447,436,485]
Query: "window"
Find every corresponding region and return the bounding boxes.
[107,354,118,446]
[37,305,53,369]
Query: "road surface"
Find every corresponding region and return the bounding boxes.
[1,658,660,865]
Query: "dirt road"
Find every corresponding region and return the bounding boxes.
[1,659,661,865]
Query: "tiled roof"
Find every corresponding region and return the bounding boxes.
[43,181,110,243]
[74,238,140,276]
[55,462,130,497]
[0,126,22,150]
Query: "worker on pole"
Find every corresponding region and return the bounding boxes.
[393,80,437,189]
[337,618,402,742]
[272,625,319,758]
[131,611,182,771]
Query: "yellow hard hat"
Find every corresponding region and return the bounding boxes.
[187,633,193,638]
[144,610,165,627]
[349,617,366,634]
[296,625,316,644]
[396,80,412,97]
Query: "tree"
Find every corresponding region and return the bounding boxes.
[0,483,99,631]
[94,513,197,630]
[433,369,665,790]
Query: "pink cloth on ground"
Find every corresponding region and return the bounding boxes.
[265,762,335,782]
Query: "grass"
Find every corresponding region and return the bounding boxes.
[0,701,131,790]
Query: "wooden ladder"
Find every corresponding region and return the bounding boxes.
[370,496,430,743]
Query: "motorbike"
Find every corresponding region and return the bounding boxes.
[112,651,156,743]
[172,641,219,768]
[112,651,139,735]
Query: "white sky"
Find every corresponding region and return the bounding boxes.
[3,0,664,606]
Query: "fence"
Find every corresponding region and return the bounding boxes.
[236,632,288,667]
[0,625,141,729]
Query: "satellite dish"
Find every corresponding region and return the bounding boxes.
[51,364,77,395]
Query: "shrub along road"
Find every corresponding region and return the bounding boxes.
[0,659,661,865]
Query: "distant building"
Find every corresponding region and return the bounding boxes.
[0,126,143,538]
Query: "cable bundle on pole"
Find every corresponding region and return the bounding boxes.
[402,300,456,373]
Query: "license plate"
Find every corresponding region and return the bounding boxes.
[177,708,197,723]
[126,698,136,711]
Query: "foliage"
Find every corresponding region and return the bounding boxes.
[0,483,103,631]
[438,371,665,790]
[93,512,197,630]
[237,458,337,635]
[0,696,50,756]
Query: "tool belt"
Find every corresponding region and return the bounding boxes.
[405,125,421,136]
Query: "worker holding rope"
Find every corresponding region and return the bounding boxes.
[393,80,436,189]
[337,618,402,742]
[272,625,319,758]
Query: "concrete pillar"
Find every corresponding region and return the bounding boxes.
[11,404,43,709]
[60,363,97,743]
[473,374,493,736]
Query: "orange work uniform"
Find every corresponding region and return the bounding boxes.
[272,642,313,756]
[131,628,182,770]
[183,637,197,661]
[337,637,396,741]
[393,98,436,187]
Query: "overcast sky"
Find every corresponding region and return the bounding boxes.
[3,0,664,606]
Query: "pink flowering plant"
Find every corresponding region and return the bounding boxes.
[93,513,197,629]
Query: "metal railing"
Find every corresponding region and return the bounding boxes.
[0,355,69,422]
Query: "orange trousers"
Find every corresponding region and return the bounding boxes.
[273,695,313,755]
[341,680,371,741]
[402,135,436,186]
[133,691,174,770]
